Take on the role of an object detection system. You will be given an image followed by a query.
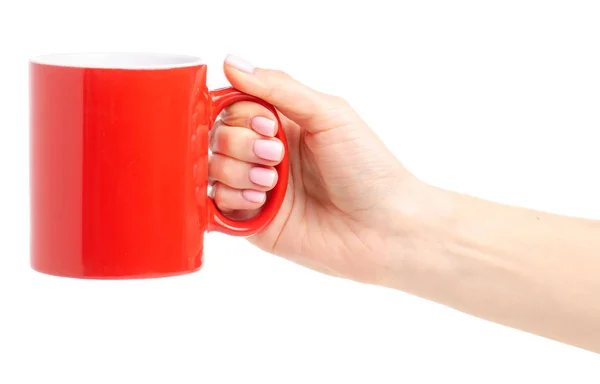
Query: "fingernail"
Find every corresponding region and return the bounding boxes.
[251,116,276,137]
[253,140,284,161]
[242,189,266,203]
[249,167,277,187]
[225,54,255,74]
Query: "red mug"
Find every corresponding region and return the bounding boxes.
[29,52,289,279]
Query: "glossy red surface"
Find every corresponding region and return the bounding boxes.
[29,58,288,279]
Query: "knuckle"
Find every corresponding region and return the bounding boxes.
[213,126,232,153]
[327,94,349,108]
[210,155,248,189]
[208,153,221,173]
[212,182,223,200]
[221,100,276,128]
[220,160,236,183]
[209,122,221,150]
[262,83,281,102]
[272,69,291,80]
[220,101,253,124]
[262,70,291,100]
[212,183,232,210]
[260,68,290,81]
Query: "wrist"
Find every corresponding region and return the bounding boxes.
[375,180,460,298]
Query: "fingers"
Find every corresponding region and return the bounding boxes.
[211,182,266,214]
[209,153,278,191]
[210,121,284,165]
[220,101,279,137]
[209,100,285,212]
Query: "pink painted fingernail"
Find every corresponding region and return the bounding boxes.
[242,190,266,203]
[253,140,284,161]
[249,167,277,187]
[225,54,255,74]
[251,116,276,137]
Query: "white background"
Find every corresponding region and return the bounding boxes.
[1,0,599,382]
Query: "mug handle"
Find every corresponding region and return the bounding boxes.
[206,87,289,236]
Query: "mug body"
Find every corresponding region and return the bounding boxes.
[30,53,210,278]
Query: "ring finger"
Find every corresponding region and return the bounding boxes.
[209,153,279,191]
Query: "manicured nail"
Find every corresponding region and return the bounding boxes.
[225,54,254,74]
[249,167,277,187]
[253,140,284,161]
[242,189,266,203]
[251,116,276,137]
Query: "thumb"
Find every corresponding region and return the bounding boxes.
[222,54,334,127]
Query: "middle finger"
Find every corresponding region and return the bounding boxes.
[210,121,285,166]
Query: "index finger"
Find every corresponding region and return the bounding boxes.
[219,100,279,137]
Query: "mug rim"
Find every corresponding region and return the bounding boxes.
[29,52,204,70]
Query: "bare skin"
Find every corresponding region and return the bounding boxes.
[208,54,600,354]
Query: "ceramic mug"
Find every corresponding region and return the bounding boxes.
[29,52,289,279]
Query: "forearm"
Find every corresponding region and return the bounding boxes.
[385,184,600,353]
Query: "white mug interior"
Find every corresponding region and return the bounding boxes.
[29,52,204,69]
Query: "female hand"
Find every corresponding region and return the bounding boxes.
[209,54,427,285]
[211,55,600,354]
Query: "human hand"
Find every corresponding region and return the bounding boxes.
[211,55,600,354]
[209,55,428,285]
